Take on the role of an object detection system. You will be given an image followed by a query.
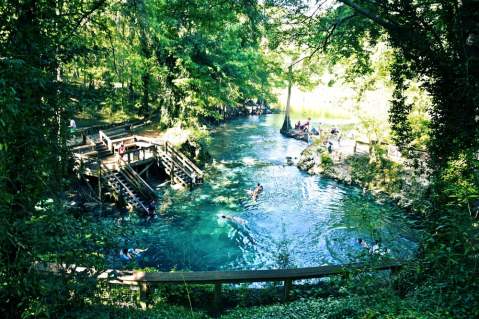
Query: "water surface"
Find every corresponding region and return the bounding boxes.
[118,115,417,271]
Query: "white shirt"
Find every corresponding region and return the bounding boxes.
[69,119,77,128]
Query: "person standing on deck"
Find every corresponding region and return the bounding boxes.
[117,142,126,163]
[69,119,77,133]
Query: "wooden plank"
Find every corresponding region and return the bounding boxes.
[37,260,404,288]
[138,162,153,176]
[108,261,403,285]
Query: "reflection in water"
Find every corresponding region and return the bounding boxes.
[110,114,418,271]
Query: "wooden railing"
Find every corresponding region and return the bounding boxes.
[100,163,150,213]
[351,140,428,162]
[37,260,403,311]
[72,142,96,155]
[99,130,114,153]
[118,158,156,200]
[163,141,204,183]
[120,145,157,165]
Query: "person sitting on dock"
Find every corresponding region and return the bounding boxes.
[120,248,133,261]
[295,121,301,129]
[300,117,311,132]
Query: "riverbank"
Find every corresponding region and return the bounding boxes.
[297,142,431,213]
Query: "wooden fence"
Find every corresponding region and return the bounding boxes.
[38,260,403,311]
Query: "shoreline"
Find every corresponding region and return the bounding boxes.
[296,143,430,214]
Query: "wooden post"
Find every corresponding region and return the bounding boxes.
[139,282,152,310]
[283,279,292,302]
[97,157,102,202]
[214,282,222,314]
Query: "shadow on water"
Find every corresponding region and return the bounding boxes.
[109,114,419,271]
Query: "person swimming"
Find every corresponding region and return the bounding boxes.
[120,248,148,261]
[358,239,389,256]
[220,214,247,225]
[358,238,369,250]
[248,183,263,201]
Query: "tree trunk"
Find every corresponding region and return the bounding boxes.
[280,65,293,134]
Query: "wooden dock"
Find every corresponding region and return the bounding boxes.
[72,125,204,214]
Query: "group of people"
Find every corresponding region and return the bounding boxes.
[357,238,389,256]
[119,247,148,261]
[295,118,311,132]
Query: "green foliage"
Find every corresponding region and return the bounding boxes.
[221,291,450,319]
[66,0,274,125]
[440,153,479,211]
[1,0,478,318]
[320,152,334,171]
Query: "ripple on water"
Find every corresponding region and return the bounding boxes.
[114,115,418,271]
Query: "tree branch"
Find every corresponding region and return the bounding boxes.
[337,0,398,31]
[60,0,107,45]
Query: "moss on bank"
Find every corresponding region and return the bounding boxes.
[297,144,431,213]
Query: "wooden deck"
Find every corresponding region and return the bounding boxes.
[72,126,204,214]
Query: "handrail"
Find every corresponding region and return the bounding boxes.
[99,130,114,153]
[72,142,96,154]
[118,158,156,199]
[112,260,403,285]
[38,260,403,285]
[165,142,203,177]
[138,139,203,181]
[100,163,150,213]
[122,145,157,165]
[36,260,404,310]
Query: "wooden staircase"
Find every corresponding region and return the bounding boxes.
[95,141,112,159]
[157,142,204,188]
[101,161,156,215]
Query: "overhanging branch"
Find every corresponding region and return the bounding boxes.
[337,0,398,31]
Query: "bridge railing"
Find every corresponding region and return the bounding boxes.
[37,260,403,311]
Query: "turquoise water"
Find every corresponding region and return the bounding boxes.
[118,115,417,271]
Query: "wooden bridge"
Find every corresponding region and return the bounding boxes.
[72,124,204,214]
[38,260,403,312]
